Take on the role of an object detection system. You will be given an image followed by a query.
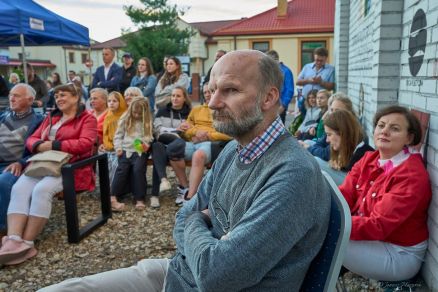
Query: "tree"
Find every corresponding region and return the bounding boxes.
[123,0,194,74]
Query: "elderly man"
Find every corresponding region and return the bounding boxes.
[296,47,335,100]
[0,84,43,234]
[41,50,331,292]
[91,47,122,93]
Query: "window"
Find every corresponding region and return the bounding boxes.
[251,40,271,53]
[69,52,75,64]
[81,53,88,64]
[300,41,327,69]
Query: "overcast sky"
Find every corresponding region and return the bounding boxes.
[34,0,277,42]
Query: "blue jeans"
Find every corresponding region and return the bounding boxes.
[0,163,20,230]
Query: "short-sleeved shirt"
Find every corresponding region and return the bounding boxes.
[297,62,335,98]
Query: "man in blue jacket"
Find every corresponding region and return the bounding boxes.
[42,50,331,292]
[267,50,294,124]
[91,47,122,93]
[0,84,43,235]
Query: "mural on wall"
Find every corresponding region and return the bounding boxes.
[408,9,427,77]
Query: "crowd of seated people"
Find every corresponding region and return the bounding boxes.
[0,48,433,289]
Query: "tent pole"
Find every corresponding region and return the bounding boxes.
[20,34,28,84]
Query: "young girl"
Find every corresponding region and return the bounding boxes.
[321,109,373,185]
[302,89,330,146]
[294,89,320,140]
[100,92,128,211]
[151,86,191,208]
[111,97,153,210]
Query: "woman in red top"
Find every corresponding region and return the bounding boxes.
[0,84,97,265]
[340,105,432,281]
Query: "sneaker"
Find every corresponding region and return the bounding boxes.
[176,186,188,205]
[150,196,160,208]
[160,178,171,193]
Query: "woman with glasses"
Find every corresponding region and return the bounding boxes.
[154,56,189,110]
[130,57,157,111]
[0,83,97,265]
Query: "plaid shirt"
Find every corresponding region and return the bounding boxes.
[237,116,285,164]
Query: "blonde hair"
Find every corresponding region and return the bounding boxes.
[121,97,152,137]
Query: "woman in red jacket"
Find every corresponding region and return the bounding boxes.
[340,105,432,281]
[0,84,97,265]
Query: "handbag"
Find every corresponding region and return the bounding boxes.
[24,150,72,178]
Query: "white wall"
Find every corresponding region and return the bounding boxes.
[335,0,438,289]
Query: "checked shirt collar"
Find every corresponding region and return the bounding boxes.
[237,116,285,164]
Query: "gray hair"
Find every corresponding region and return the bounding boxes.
[9,73,20,83]
[90,88,109,101]
[258,54,283,102]
[124,87,143,98]
[13,83,36,101]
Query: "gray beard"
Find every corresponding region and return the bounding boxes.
[213,105,263,138]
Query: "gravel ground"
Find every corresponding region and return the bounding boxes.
[0,171,431,291]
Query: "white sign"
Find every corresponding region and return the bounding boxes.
[29,17,44,31]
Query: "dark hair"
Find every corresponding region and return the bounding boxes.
[160,56,182,88]
[324,109,364,170]
[137,57,155,76]
[51,72,62,86]
[305,89,318,109]
[313,47,328,57]
[373,105,422,146]
[54,83,82,107]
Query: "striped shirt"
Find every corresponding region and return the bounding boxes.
[238,116,285,164]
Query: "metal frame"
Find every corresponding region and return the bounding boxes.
[61,153,111,243]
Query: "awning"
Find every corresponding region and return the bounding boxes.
[0,59,56,68]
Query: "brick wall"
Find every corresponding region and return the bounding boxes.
[400,1,438,289]
[335,0,438,289]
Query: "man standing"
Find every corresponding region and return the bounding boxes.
[25,64,48,110]
[0,84,43,234]
[296,47,335,99]
[91,47,122,93]
[202,49,226,86]
[119,52,136,94]
[267,50,294,124]
[41,50,331,291]
[67,70,76,83]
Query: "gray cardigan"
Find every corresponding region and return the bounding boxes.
[166,133,331,291]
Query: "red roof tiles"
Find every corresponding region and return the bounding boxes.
[213,0,335,36]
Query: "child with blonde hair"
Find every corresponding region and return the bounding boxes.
[99,92,128,211]
[111,97,153,210]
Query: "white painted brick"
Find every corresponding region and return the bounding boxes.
[399,90,413,104]
[379,26,403,38]
[428,146,436,165]
[430,133,438,156]
[413,93,427,108]
[382,1,404,12]
[423,252,438,291]
[430,0,438,10]
[420,80,438,95]
[432,27,438,44]
[427,97,438,112]
[380,13,403,25]
[377,77,401,89]
[428,217,438,253]
[430,115,438,131]
[403,5,415,24]
[426,59,438,78]
[430,199,438,226]
[429,164,438,187]
[424,43,438,61]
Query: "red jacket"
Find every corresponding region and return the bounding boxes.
[27,107,97,191]
[339,150,431,246]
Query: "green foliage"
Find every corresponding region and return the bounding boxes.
[123,0,194,73]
